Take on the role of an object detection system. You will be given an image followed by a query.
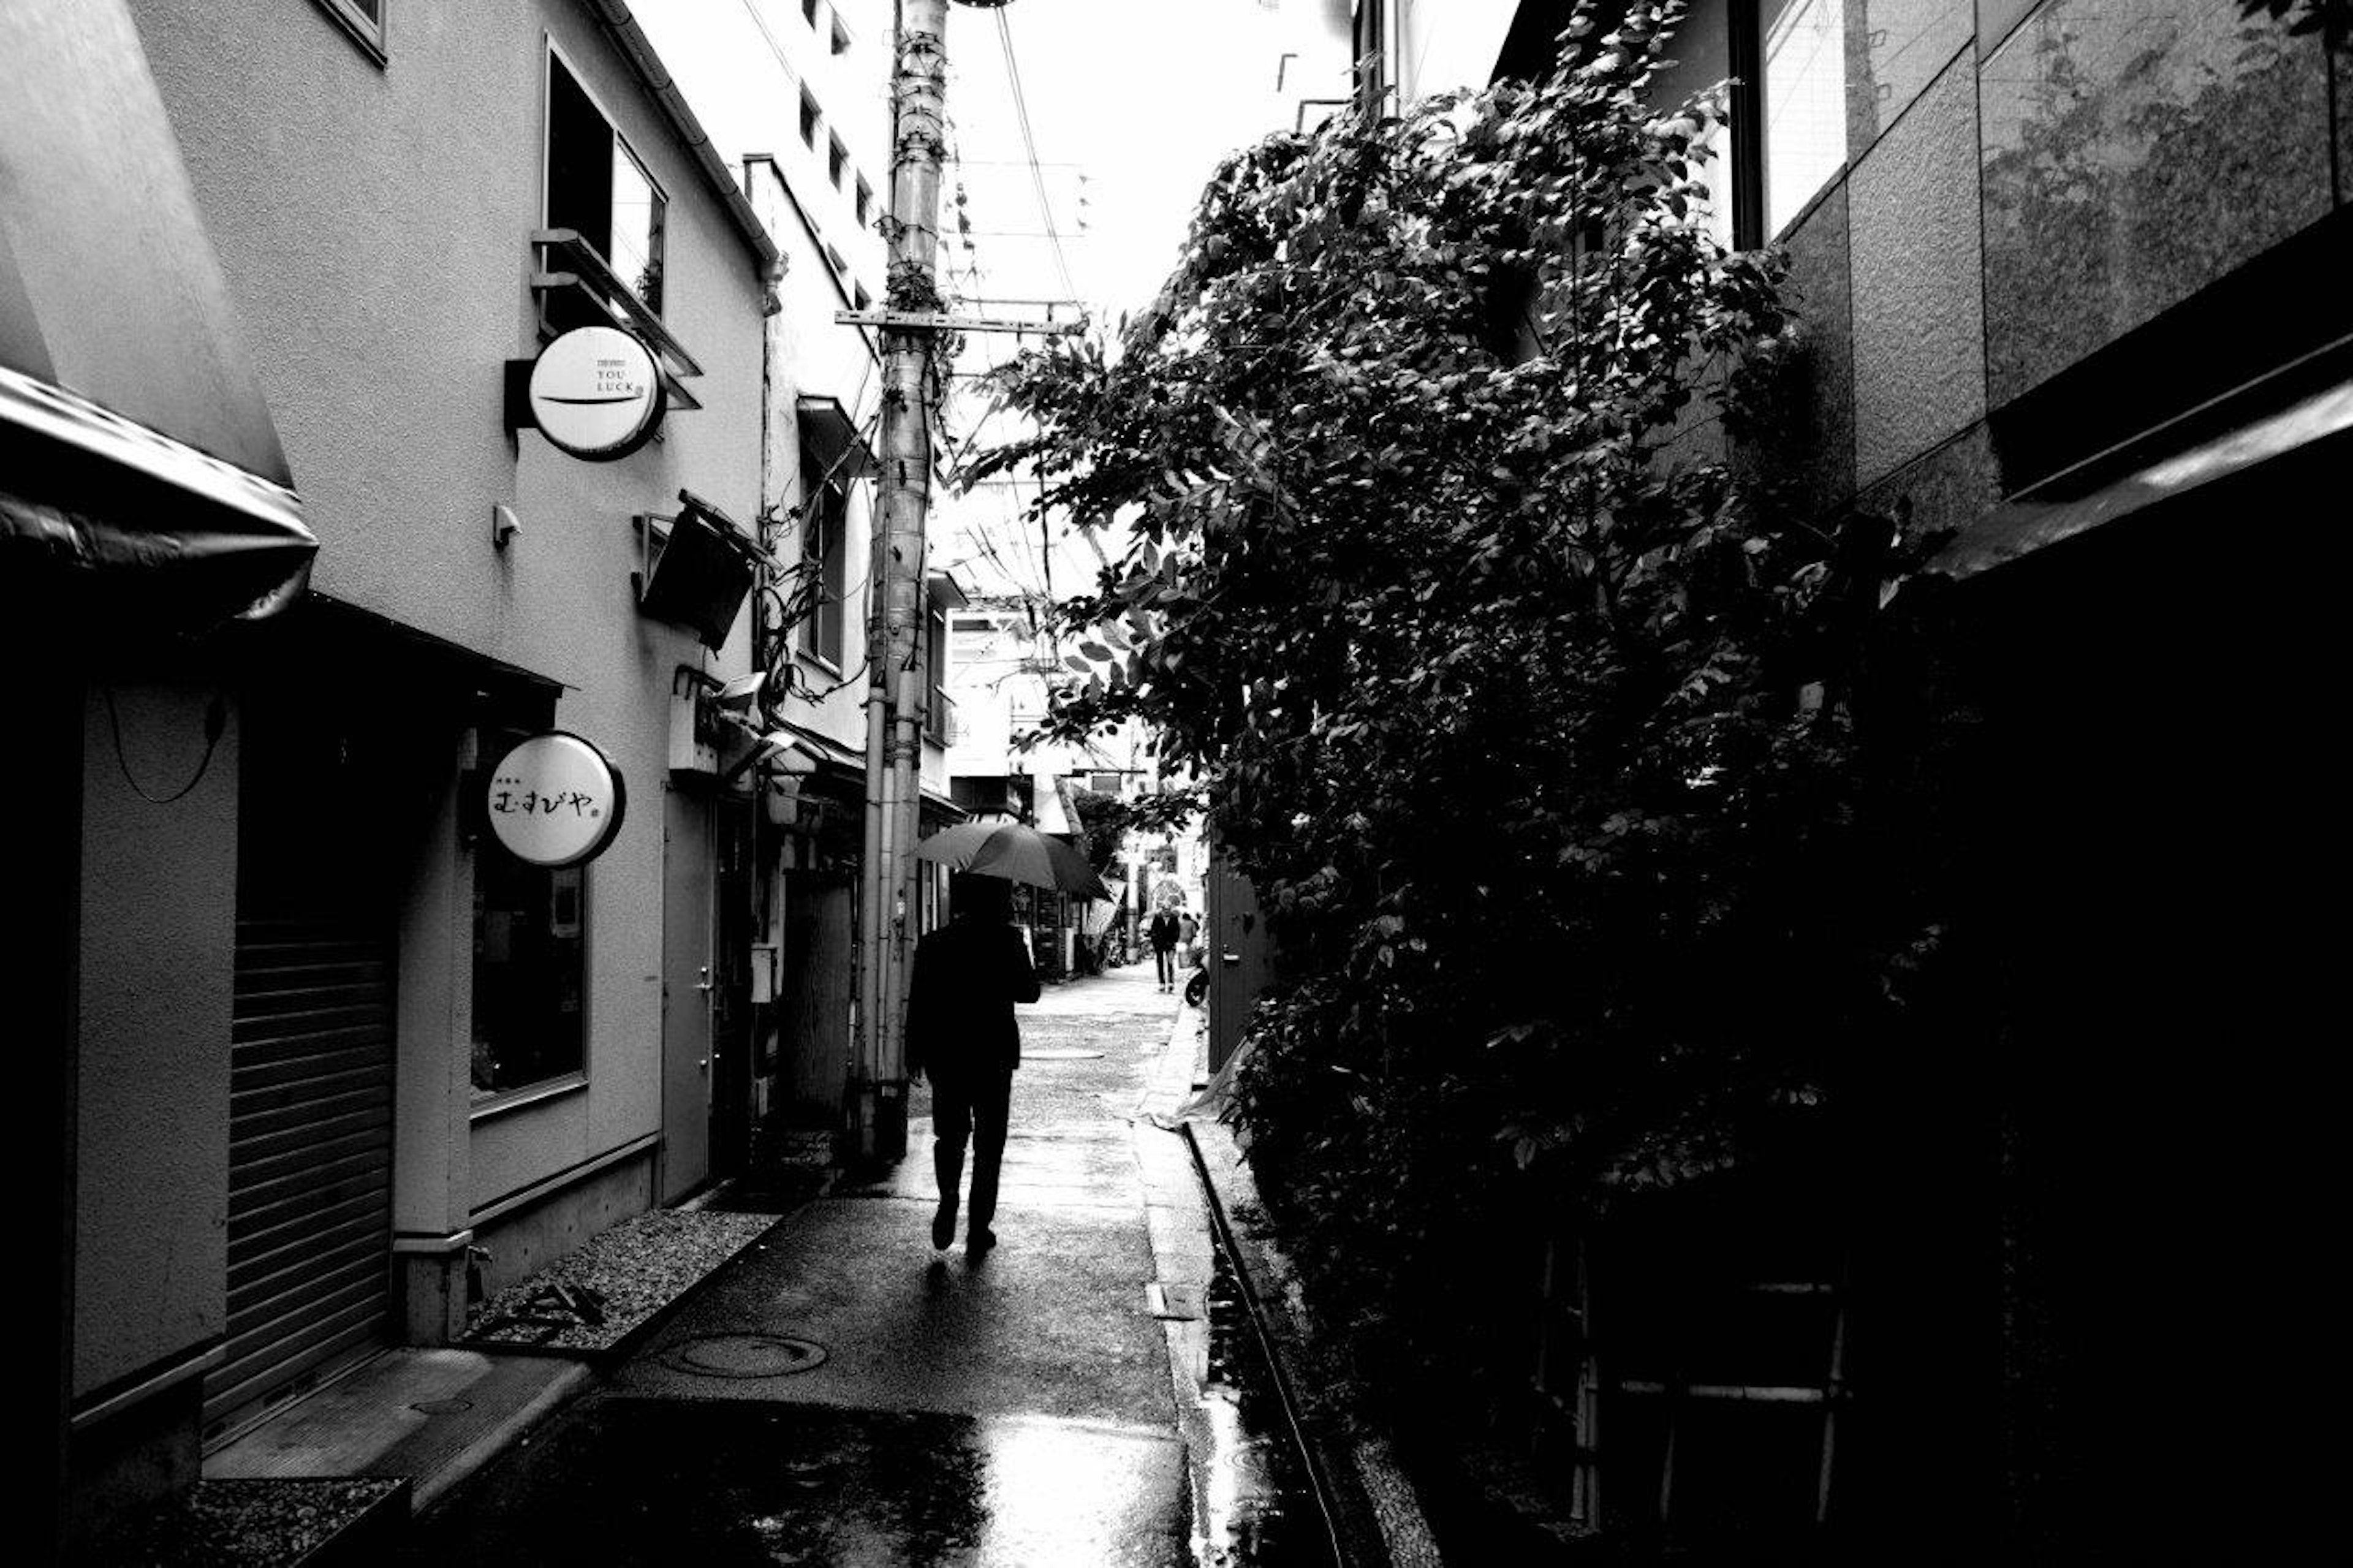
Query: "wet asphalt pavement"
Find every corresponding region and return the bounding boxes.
[400,961,1331,1567]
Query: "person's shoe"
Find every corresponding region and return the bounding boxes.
[931,1203,957,1251]
[968,1226,997,1255]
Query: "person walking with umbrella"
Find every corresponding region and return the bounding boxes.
[904,871,1040,1254]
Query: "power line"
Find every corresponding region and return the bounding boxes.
[992,7,1080,304]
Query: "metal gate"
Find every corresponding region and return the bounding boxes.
[202,718,396,1440]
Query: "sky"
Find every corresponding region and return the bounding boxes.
[641,0,1358,607]
[644,0,1354,323]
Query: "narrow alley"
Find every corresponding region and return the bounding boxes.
[395,961,1328,1566]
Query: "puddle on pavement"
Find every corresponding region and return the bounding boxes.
[1187,1240,1339,1567]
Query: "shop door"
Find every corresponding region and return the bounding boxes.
[784,876,855,1119]
[709,801,754,1176]
[660,789,713,1202]
[205,710,396,1441]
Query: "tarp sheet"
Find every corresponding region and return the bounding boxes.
[1,0,314,622]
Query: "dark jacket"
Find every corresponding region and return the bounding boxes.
[906,915,1040,1081]
[1148,909,1181,951]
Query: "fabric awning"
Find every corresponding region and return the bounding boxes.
[1923,374,2353,586]
[0,0,314,623]
[797,395,875,485]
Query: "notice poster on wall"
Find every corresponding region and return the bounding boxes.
[484,731,627,868]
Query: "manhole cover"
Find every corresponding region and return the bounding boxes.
[409,1398,475,1415]
[1021,1048,1104,1060]
[665,1333,828,1379]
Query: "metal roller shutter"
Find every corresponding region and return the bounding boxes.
[202,713,398,1441]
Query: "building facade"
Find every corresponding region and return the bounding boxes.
[42,0,814,1540]
[1355,0,2352,1555]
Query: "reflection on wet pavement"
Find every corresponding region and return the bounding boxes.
[403,1396,1189,1566]
[1185,1245,1336,1567]
[396,966,1336,1566]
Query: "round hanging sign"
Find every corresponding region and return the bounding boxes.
[526,325,666,461]
[484,732,628,868]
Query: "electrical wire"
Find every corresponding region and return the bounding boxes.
[992,7,1080,305]
[106,688,227,805]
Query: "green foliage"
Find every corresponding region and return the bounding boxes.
[2238,0,2352,45]
[979,0,1933,1418]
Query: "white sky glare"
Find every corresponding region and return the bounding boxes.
[638,0,1356,606]
[642,0,1354,324]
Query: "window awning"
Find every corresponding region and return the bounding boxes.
[1923,374,2353,586]
[797,395,875,485]
[0,0,314,623]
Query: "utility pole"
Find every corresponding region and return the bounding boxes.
[846,0,1047,1162]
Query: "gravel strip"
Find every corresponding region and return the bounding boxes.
[92,1477,405,1566]
[461,1209,780,1354]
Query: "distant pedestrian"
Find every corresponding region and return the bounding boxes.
[906,874,1041,1254]
[1149,906,1181,991]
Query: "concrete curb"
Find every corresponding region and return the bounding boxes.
[411,1360,594,1516]
[1155,1007,1445,1568]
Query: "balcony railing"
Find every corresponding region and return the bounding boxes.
[529,229,703,409]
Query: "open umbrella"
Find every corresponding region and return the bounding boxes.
[914,819,1114,901]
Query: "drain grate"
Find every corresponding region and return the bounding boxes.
[664,1333,828,1379]
[408,1398,476,1415]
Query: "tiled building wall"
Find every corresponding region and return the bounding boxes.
[1753,0,2348,534]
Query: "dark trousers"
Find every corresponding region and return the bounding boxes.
[1154,944,1176,984]
[932,1069,1013,1233]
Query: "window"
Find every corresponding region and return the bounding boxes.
[801,0,820,26]
[855,177,875,230]
[1761,0,1847,236]
[472,727,588,1102]
[311,0,386,62]
[545,49,667,314]
[831,16,851,55]
[924,601,949,741]
[799,88,820,150]
[828,136,848,191]
[800,461,848,668]
[853,282,873,311]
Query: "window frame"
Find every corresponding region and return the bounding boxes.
[800,86,822,150]
[923,599,949,742]
[542,38,671,319]
[1756,0,1849,240]
[309,0,388,65]
[828,135,849,192]
[799,465,849,672]
[855,176,875,231]
[468,721,594,1110]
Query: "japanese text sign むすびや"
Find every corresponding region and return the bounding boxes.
[485,732,627,868]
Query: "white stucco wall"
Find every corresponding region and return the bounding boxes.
[85,0,771,1393]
